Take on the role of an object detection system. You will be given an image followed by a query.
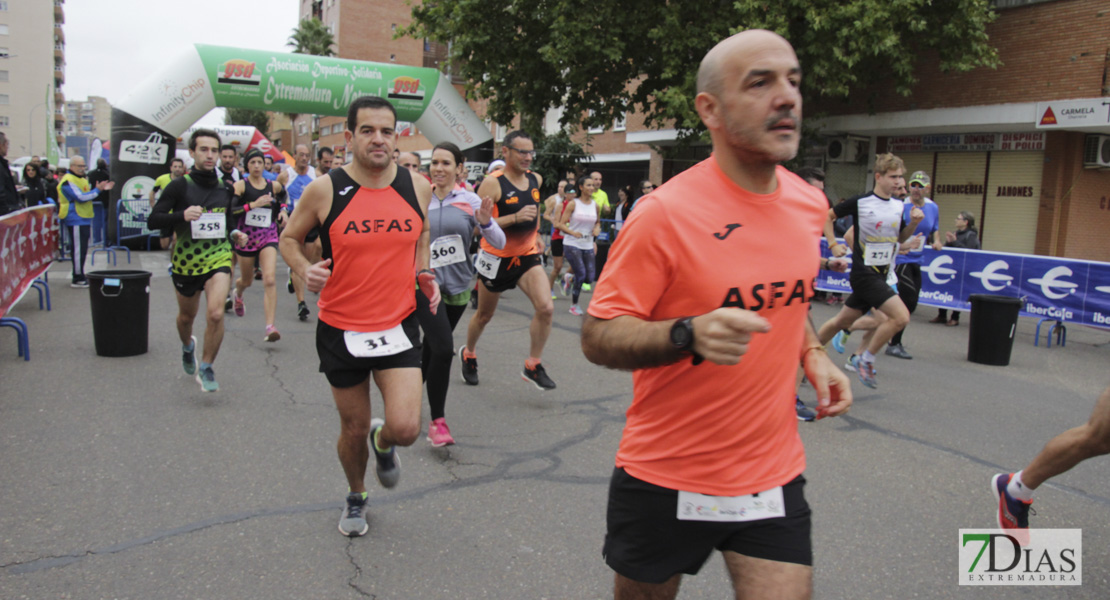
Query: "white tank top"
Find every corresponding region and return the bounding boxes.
[564,198,598,250]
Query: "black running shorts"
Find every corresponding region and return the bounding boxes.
[478,253,543,293]
[845,269,897,313]
[171,266,231,298]
[550,238,564,258]
[603,468,812,584]
[316,313,422,388]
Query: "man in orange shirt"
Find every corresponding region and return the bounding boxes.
[581,30,851,600]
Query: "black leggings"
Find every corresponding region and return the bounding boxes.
[415,291,468,421]
[68,224,90,280]
[890,263,921,346]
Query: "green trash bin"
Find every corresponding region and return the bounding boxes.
[87,270,151,357]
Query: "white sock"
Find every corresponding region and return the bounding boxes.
[861,350,876,363]
[1007,470,1034,501]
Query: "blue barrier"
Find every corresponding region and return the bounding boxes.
[817,240,1110,330]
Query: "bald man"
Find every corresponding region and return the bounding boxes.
[581,30,851,600]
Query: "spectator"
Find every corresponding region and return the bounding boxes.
[20,163,51,208]
[0,132,21,215]
[931,211,981,326]
[87,158,112,245]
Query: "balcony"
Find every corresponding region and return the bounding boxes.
[54,67,64,83]
[55,89,64,104]
[54,25,64,43]
[54,44,64,61]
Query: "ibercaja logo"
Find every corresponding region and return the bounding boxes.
[388,76,425,101]
[217,59,261,86]
[958,529,1081,586]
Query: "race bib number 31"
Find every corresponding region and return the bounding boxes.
[343,324,413,358]
[677,486,785,523]
[191,212,226,239]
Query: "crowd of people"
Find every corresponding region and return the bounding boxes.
[11,29,1105,598]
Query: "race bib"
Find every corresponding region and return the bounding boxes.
[909,233,926,253]
[431,234,466,269]
[864,242,895,266]
[245,207,272,228]
[191,212,226,239]
[677,486,786,523]
[474,250,501,279]
[343,324,413,358]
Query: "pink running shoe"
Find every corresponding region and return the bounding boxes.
[569,305,583,316]
[427,418,455,447]
[264,325,281,342]
[233,292,245,317]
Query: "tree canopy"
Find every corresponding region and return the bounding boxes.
[288,18,336,57]
[404,0,1000,138]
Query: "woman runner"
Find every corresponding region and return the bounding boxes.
[230,149,287,341]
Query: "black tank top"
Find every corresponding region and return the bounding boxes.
[240,179,280,223]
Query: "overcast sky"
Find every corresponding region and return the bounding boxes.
[63,0,301,126]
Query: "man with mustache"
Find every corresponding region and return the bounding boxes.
[581,30,851,599]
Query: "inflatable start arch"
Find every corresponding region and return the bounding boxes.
[108,44,494,240]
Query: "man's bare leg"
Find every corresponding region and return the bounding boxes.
[515,266,555,359]
[614,573,682,600]
[1022,385,1110,489]
[723,551,811,600]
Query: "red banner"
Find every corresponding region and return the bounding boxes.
[1,206,58,317]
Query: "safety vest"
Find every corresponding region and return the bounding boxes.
[57,172,94,221]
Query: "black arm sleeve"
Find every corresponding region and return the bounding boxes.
[148,178,188,230]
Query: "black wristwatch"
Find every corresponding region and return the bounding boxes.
[670,317,696,352]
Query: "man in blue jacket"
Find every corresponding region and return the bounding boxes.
[58,155,114,287]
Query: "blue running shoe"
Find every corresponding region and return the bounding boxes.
[795,397,816,422]
[182,336,197,375]
[857,359,878,389]
[370,419,401,488]
[992,473,1034,531]
[196,364,219,393]
[831,330,849,354]
[844,354,858,373]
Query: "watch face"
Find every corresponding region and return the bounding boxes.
[671,320,691,347]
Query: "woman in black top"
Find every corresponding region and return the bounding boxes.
[932,211,981,326]
[20,163,51,208]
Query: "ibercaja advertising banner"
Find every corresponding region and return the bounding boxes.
[109,44,494,242]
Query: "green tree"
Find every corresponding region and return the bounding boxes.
[531,131,592,195]
[287,17,336,57]
[224,107,271,136]
[404,1,1000,139]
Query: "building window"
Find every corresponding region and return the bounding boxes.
[0,24,8,35]
[0,70,7,82]
[0,94,8,104]
[0,48,8,58]
[0,2,8,11]
[614,113,627,132]
[0,117,9,127]
[587,110,603,134]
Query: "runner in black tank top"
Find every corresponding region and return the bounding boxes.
[230,149,287,342]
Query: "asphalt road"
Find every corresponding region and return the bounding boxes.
[2,251,1108,599]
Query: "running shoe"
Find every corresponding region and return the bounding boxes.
[182,336,197,375]
[991,473,1034,531]
[369,418,400,488]
[795,397,817,422]
[254,267,262,281]
[224,295,233,312]
[298,301,310,322]
[551,292,557,300]
[233,292,245,317]
[264,325,281,342]
[522,362,556,391]
[831,330,849,354]
[427,418,455,447]
[196,364,219,393]
[582,283,592,292]
[338,492,369,537]
[857,359,878,389]
[885,343,912,359]
[569,305,583,316]
[70,276,89,288]
[459,345,479,385]
[844,354,858,373]
[287,273,295,294]
[560,273,573,298]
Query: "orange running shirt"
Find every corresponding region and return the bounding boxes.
[587,157,828,497]
[479,171,542,258]
[318,168,424,332]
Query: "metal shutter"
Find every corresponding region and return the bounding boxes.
[982,152,1043,254]
[933,152,988,246]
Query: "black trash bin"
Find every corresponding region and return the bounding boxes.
[967,294,1022,366]
[87,270,151,357]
